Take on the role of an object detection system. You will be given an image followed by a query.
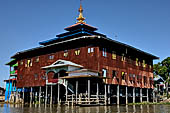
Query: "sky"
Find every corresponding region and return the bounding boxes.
[0,0,170,88]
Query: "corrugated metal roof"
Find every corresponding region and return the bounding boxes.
[41,59,83,69]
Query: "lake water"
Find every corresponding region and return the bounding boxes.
[0,104,170,113]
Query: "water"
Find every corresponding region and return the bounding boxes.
[0,104,170,113]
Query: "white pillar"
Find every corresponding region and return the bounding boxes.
[65,80,68,103]
[23,87,24,104]
[97,82,99,104]
[58,83,60,104]
[108,84,110,105]
[117,85,119,105]
[30,87,33,104]
[133,87,135,103]
[88,79,90,104]
[45,85,48,105]
[76,80,78,104]
[50,85,53,105]
[140,88,142,102]
[147,88,149,102]
[126,86,128,104]
[105,84,107,105]
[39,86,41,104]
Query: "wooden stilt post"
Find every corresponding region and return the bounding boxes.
[72,94,73,106]
[39,86,41,105]
[133,87,135,103]
[30,87,32,104]
[45,85,47,105]
[147,88,149,102]
[126,86,128,104]
[153,89,156,103]
[88,79,90,104]
[22,87,24,104]
[58,83,60,104]
[108,84,110,105]
[117,85,119,105]
[76,80,78,104]
[140,88,142,103]
[65,80,68,104]
[97,82,99,104]
[15,88,18,103]
[105,84,107,105]
[50,85,53,105]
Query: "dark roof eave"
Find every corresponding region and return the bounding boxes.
[100,36,159,59]
[11,35,159,59]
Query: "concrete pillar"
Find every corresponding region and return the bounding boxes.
[108,84,110,105]
[147,88,149,102]
[88,79,90,104]
[105,84,107,105]
[133,87,135,103]
[76,80,78,104]
[39,86,41,104]
[45,85,48,105]
[58,83,60,104]
[22,87,24,104]
[117,85,119,105]
[140,88,142,102]
[30,87,33,104]
[126,86,128,104]
[50,85,53,105]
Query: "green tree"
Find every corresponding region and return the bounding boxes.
[153,57,170,98]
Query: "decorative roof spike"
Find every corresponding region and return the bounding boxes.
[76,0,85,23]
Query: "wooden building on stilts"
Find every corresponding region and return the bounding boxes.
[5,2,159,105]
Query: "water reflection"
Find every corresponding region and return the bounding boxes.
[0,104,170,113]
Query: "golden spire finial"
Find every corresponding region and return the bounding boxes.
[77,0,85,23]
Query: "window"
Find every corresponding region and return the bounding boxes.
[121,53,125,61]
[20,75,23,80]
[121,72,125,80]
[75,49,80,55]
[20,60,23,65]
[133,74,135,81]
[136,58,139,66]
[142,60,146,68]
[102,69,107,77]
[112,70,117,78]
[112,51,116,59]
[149,65,152,69]
[144,76,147,85]
[129,74,133,83]
[149,77,153,86]
[137,75,140,83]
[49,55,54,60]
[35,57,39,62]
[64,50,68,57]
[34,74,38,80]
[26,59,32,67]
[88,48,94,53]
[102,48,107,57]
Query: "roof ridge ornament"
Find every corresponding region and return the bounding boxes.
[76,0,85,23]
